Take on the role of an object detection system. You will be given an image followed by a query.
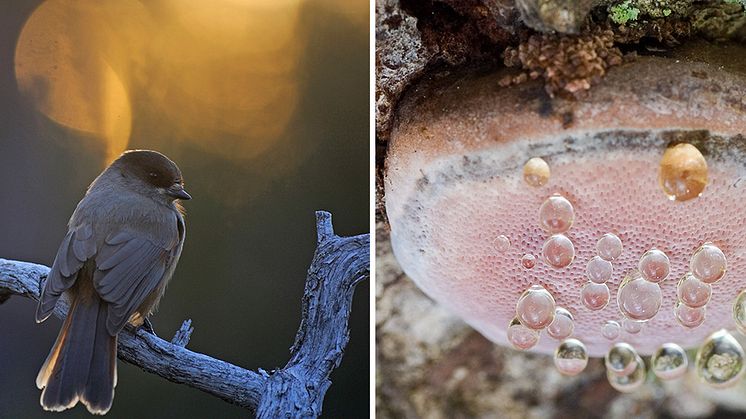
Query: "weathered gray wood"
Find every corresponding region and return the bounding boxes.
[257,211,370,418]
[0,211,369,416]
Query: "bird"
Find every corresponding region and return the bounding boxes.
[35,149,191,414]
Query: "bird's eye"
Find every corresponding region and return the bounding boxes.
[149,172,159,178]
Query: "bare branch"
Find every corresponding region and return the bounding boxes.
[0,211,369,416]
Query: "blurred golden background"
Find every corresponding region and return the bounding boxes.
[0,0,369,417]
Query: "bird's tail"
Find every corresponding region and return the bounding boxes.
[36,295,117,415]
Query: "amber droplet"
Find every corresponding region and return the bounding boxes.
[524,157,550,187]
[659,143,708,201]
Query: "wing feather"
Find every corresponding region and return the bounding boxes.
[36,225,96,322]
[94,229,177,335]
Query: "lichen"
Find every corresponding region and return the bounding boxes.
[605,0,697,20]
[609,1,640,24]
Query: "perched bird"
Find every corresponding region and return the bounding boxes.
[35,150,191,414]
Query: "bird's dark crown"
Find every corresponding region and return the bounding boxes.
[115,150,183,188]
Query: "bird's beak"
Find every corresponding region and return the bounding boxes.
[168,184,192,200]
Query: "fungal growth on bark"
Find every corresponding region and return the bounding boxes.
[381,28,746,393]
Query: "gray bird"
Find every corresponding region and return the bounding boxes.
[35,150,191,414]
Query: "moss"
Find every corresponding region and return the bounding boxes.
[609,0,640,24]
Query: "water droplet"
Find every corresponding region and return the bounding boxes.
[622,318,643,334]
[586,256,613,284]
[523,157,550,187]
[659,142,708,202]
[696,329,745,388]
[581,282,610,311]
[538,195,574,233]
[675,302,706,328]
[602,320,621,340]
[542,234,575,268]
[733,290,746,335]
[507,316,540,350]
[677,272,711,308]
[554,339,588,376]
[494,235,511,252]
[605,343,640,376]
[607,354,647,392]
[651,343,688,380]
[515,285,556,329]
[521,254,536,269]
[617,270,662,321]
[638,248,670,283]
[597,233,622,261]
[690,243,727,284]
[547,307,574,340]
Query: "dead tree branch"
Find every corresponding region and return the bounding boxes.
[0,211,369,417]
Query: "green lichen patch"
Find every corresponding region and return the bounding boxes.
[610,1,640,24]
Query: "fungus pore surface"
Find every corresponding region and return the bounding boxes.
[385,52,746,358]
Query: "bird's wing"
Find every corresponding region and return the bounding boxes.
[93,228,179,335]
[36,224,97,322]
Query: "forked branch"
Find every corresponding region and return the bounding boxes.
[0,211,369,417]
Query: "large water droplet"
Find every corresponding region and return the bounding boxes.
[734,290,746,335]
[554,339,588,376]
[675,302,706,329]
[617,270,662,321]
[586,256,613,284]
[659,142,708,201]
[690,243,727,284]
[638,248,670,283]
[524,157,550,187]
[605,343,640,376]
[651,343,688,380]
[597,233,622,261]
[602,320,621,340]
[696,329,745,388]
[547,307,574,340]
[515,285,556,330]
[494,235,511,252]
[507,317,540,350]
[622,318,643,334]
[581,282,610,311]
[542,234,575,268]
[521,254,536,269]
[538,195,574,233]
[677,272,711,308]
[607,354,647,392]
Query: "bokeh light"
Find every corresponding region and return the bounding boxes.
[15,0,308,162]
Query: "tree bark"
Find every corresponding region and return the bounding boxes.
[0,210,369,417]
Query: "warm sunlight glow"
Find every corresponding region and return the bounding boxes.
[15,0,304,162]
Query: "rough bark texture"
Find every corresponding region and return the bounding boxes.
[0,211,369,417]
[375,0,746,208]
[376,221,746,418]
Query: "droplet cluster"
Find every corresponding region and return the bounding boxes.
[605,343,646,392]
[538,194,576,269]
[580,233,621,311]
[499,152,741,387]
[508,285,557,351]
[674,243,727,328]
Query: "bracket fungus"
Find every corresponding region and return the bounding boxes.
[384,43,746,386]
